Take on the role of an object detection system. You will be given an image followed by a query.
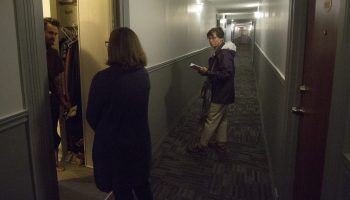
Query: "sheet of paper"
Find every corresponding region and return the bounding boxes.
[190,63,201,69]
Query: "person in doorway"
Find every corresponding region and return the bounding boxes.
[188,27,236,153]
[44,17,71,171]
[86,27,153,200]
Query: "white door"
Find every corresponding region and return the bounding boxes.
[78,0,114,167]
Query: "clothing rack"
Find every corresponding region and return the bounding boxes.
[60,25,78,47]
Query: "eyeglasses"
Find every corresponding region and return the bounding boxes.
[208,36,218,40]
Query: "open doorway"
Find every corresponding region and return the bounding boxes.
[42,0,119,198]
[43,0,85,175]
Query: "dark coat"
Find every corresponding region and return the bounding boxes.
[206,42,236,104]
[46,47,64,107]
[86,66,151,192]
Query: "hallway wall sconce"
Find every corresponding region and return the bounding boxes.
[188,3,204,14]
[254,12,262,18]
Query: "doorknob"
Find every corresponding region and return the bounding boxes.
[299,85,310,93]
[291,106,305,115]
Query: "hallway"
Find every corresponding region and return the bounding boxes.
[56,44,272,200]
[150,44,272,200]
[3,0,350,199]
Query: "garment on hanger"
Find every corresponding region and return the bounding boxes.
[59,26,84,156]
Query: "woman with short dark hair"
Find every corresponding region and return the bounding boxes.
[86,27,153,200]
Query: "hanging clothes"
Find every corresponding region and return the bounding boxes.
[66,41,84,153]
[59,26,84,155]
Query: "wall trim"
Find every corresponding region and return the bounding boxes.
[0,110,28,133]
[255,43,285,83]
[146,47,211,73]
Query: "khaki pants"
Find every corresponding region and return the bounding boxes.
[199,103,228,146]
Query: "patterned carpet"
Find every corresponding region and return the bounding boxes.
[150,44,272,200]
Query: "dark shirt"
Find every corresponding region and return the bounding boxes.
[46,46,64,103]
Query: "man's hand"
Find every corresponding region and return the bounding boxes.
[198,66,208,74]
[62,100,71,111]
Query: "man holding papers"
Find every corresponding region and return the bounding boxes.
[188,27,236,153]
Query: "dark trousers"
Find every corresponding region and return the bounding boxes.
[112,181,153,200]
[50,95,61,150]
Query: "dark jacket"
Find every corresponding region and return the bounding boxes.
[46,47,64,107]
[86,66,151,192]
[206,41,236,104]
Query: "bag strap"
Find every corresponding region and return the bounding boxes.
[209,56,218,73]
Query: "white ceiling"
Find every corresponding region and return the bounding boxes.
[206,0,260,13]
[206,0,259,22]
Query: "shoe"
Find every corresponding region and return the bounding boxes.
[71,154,83,165]
[215,142,227,153]
[187,143,207,153]
[56,163,65,172]
[65,151,73,162]
[208,141,226,153]
[208,140,217,148]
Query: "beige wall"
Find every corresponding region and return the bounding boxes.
[42,0,58,18]
[78,0,113,167]
[42,0,51,17]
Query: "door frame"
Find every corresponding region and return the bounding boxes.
[12,0,128,199]
[283,0,308,199]
[14,0,59,199]
[115,0,129,27]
